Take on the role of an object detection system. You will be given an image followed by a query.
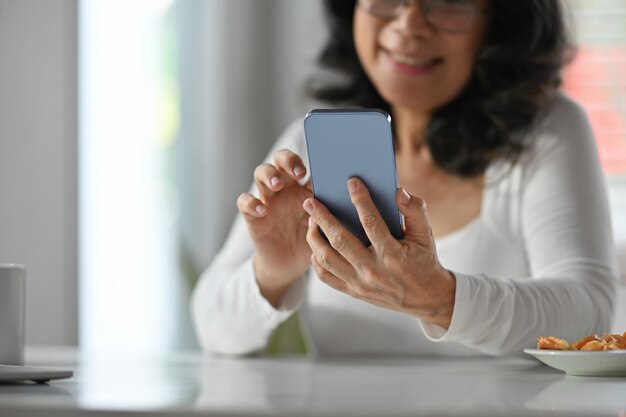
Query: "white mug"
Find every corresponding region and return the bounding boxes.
[0,264,25,365]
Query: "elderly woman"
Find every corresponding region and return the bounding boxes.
[191,0,617,357]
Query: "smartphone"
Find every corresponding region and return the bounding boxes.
[303,109,403,247]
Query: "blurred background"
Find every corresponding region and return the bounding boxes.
[0,0,624,355]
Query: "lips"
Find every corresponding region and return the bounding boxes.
[382,49,444,75]
[389,51,440,66]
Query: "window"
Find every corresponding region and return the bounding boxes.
[564,0,626,175]
[79,0,182,353]
[564,0,626,274]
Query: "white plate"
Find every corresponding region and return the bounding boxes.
[524,348,626,376]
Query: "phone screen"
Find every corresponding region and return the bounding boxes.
[304,109,403,246]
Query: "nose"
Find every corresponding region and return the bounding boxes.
[392,1,435,38]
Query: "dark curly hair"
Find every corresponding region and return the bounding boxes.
[308,0,574,177]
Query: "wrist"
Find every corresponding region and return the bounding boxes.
[404,267,456,330]
[253,255,302,308]
[429,269,456,329]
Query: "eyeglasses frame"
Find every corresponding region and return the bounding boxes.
[357,0,489,34]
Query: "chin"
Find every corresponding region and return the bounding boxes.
[380,89,442,113]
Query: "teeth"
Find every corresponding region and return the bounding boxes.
[390,52,435,67]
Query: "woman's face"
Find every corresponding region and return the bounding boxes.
[354,0,490,113]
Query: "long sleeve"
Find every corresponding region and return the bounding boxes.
[420,96,619,356]
[191,120,308,355]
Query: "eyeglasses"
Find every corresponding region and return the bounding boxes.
[357,0,486,33]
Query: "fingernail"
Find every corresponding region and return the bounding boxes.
[256,205,266,215]
[271,177,281,187]
[401,189,411,205]
[308,216,313,227]
[294,166,305,177]
[347,178,357,193]
[303,199,314,214]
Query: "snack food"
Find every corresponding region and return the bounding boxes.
[537,332,626,351]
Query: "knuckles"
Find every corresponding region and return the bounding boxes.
[327,230,347,252]
[254,163,273,176]
[315,214,332,233]
[359,213,378,229]
[316,267,331,282]
[316,249,333,270]
[414,197,427,211]
[274,148,293,158]
[317,270,345,293]
[274,149,299,167]
[358,264,377,284]
[236,193,253,211]
[349,282,369,299]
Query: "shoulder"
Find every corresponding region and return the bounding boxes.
[530,92,594,148]
[538,92,591,133]
[521,92,597,168]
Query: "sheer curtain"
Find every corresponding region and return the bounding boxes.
[177,0,325,291]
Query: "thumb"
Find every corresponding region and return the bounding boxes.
[396,188,432,246]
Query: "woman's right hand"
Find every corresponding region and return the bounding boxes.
[237,149,313,306]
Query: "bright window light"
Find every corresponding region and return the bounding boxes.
[79,0,180,354]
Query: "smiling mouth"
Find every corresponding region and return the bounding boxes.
[388,51,443,68]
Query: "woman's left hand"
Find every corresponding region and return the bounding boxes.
[303,178,456,329]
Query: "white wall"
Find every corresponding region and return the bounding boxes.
[0,0,78,345]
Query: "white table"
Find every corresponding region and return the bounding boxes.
[0,346,625,417]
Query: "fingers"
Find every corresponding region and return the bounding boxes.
[306,217,356,281]
[254,163,284,202]
[237,192,267,219]
[303,198,370,266]
[252,150,308,203]
[310,254,350,293]
[395,188,432,246]
[273,149,307,184]
[346,178,395,249]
